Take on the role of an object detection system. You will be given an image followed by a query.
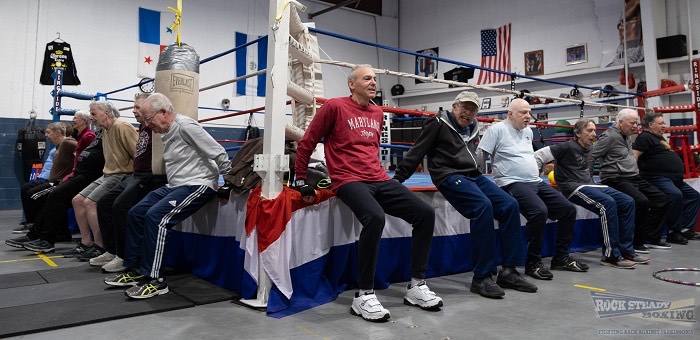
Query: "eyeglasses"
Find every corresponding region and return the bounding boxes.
[143,111,161,123]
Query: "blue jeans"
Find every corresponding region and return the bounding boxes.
[125,185,215,279]
[569,186,635,259]
[439,174,523,280]
[645,176,700,233]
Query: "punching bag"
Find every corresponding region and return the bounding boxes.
[16,112,46,182]
[151,43,200,175]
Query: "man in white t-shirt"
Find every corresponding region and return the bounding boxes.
[479,98,588,281]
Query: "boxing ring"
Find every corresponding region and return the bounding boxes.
[45,1,700,317]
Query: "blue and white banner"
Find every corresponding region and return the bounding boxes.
[138,8,174,78]
[235,32,268,97]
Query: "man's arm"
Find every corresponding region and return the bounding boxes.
[590,131,611,159]
[632,150,642,160]
[534,146,555,172]
[295,103,333,182]
[394,118,439,182]
[182,121,232,174]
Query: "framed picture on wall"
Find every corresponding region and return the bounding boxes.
[566,43,588,65]
[481,98,491,109]
[524,50,544,76]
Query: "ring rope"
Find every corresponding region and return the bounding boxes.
[652,268,700,286]
[308,27,641,97]
[316,59,648,112]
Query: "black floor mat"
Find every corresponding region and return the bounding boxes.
[0,266,238,338]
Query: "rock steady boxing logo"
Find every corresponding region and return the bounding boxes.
[590,291,695,327]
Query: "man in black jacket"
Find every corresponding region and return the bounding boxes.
[394,91,537,299]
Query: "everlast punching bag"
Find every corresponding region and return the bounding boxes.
[16,111,46,182]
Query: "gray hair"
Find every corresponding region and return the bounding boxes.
[46,122,66,136]
[145,93,174,113]
[642,112,663,128]
[74,110,91,123]
[61,122,74,136]
[347,64,373,83]
[573,118,596,139]
[615,108,638,126]
[89,100,120,118]
[134,93,150,101]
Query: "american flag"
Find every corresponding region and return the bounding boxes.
[476,23,511,85]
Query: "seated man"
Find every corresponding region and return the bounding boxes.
[296,65,442,322]
[94,94,167,272]
[395,91,537,299]
[535,119,637,269]
[633,112,699,242]
[104,93,231,299]
[591,109,669,255]
[69,100,138,261]
[478,98,588,281]
[17,122,77,233]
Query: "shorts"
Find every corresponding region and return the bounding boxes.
[79,174,129,202]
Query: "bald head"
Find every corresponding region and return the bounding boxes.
[507,98,531,130]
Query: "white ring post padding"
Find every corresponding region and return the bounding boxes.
[287,81,315,105]
[289,36,314,66]
[289,5,307,36]
[285,122,305,141]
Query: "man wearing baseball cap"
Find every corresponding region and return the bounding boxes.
[395,91,537,299]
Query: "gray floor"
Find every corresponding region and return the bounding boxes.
[1,209,698,340]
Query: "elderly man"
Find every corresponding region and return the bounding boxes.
[478,98,587,281]
[396,91,537,300]
[536,119,637,269]
[62,101,138,260]
[296,65,442,322]
[591,109,669,257]
[633,112,699,243]
[104,93,231,300]
[92,94,168,272]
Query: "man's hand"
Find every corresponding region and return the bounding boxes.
[216,181,234,203]
[294,179,316,203]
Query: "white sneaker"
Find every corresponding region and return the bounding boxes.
[89,252,115,266]
[404,281,443,310]
[101,256,126,273]
[350,291,390,321]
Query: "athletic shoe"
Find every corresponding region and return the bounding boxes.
[645,241,672,250]
[350,291,390,322]
[623,253,650,264]
[681,229,698,240]
[550,256,589,272]
[23,239,55,253]
[12,224,31,234]
[104,270,144,287]
[403,281,443,310]
[666,232,689,245]
[470,276,505,298]
[125,278,169,299]
[496,267,538,293]
[102,256,126,273]
[600,256,636,269]
[5,235,33,248]
[525,261,553,280]
[76,244,106,262]
[633,244,650,254]
[62,243,91,258]
[89,252,115,266]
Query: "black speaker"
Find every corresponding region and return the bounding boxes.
[444,67,475,87]
[657,35,687,59]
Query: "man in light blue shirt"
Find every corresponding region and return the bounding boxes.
[479,98,588,281]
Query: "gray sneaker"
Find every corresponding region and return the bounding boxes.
[5,235,33,248]
[623,253,650,264]
[600,256,636,269]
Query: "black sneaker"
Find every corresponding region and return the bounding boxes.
[125,278,169,299]
[23,239,55,253]
[62,243,91,258]
[551,256,589,272]
[645,241,672,250]
[525,261,553,280]
[496,267,538,293]
[470,276,505,298]
[5,235,33,248]
[12,224,31,234]
[76,244,106,261]
[104,270,144,287]
[681,229,698,240]
[633,244,650,254]
[666,232,689,245]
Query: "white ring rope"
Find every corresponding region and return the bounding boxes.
[315,59,649,112]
